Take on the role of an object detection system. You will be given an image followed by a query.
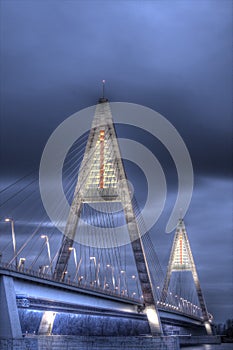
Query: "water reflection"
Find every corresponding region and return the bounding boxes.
[181,344,233,350]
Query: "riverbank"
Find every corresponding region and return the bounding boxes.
[0,335,179,350]
[179,335,221,346]
[0,335,223,350]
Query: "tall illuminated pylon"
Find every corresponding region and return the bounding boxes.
[161,218,212,335]
[53,90,162,335]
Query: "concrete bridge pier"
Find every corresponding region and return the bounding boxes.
[0,275,22,338]
[39,311,56,335]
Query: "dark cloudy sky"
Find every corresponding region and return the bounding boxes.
[0,0,232,324]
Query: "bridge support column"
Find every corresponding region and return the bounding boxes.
[39,311,56,335]
[204,321,213,335]
[0,275,22,338]
[53,101,163,335]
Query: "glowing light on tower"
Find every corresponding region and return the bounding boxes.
[99,130,105,189]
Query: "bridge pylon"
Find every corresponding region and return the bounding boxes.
[161,218,213,335]
[53,95,162,335]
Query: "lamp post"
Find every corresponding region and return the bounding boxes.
[39,265,49,275]
[69,247,77,268]
[5,218,17,269]
[90,257,98,286]
[107,264,115,290]
[132,275,140,298]
[78,275,83,285]
[41,235,52,272]
[74,257,82,283]
[18,258,26,272]
[69,247,83,283]
[120,270,126,294]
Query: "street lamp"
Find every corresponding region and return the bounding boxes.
[120,270,127,294]
[106,264,115,290]
[41,235,52,272]
[5,218,17,269]
[39,265,49,275]
[18,258,26,272]
[69,247,83,283]
[90,257,99,287]
[132,275,140,297]
[78,275,83,285]
[74,257,82,283]
[69,247,77,268]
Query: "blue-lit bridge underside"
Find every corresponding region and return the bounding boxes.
[0,266,208,336]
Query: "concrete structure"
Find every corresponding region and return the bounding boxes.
[161,218,213,335]
[0,95,216,347]
[0,275,22,338]
[0,266,213,340]
[0,335,221,350]
[0,335,180,350]
[54,98,162,335]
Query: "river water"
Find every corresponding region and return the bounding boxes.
[180,344,233,350]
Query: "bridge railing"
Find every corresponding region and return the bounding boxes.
[0,262,141,304]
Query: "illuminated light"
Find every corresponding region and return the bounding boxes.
[132,275,136,279]
[157,286,160,289]
[120,270,125,274]
[106,264,111,267]
[204,321,212,335]
[18,258,26,271]
[145,307,160,330]
[179,234,183,264]
[99,129,105,189]
[5,218,12,222]
[4,218,17,268]
[39,311,56,335]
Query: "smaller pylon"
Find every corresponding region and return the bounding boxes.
[161,218,212,335]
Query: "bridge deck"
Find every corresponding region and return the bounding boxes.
[0,265,207,327]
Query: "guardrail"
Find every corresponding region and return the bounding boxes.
[0,262,141,304]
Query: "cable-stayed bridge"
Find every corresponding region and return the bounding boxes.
[0,95,214,343]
